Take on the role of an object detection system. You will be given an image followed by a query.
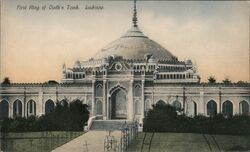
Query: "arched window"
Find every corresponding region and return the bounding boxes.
[13,99,22,117]
[60,99,69,107]
[172,100,181,112]
[156,100,166,106]
[27,100,36,116]
[96,84,103,97]
[186,100,197,117]
[239,100,249,116]
[133,84,141,97]
[0,99,9,118]
[96,100,102,115]
[45,99,55,114]
[222,100,233,117]
[207,100,217,116]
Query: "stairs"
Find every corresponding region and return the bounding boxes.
[90,120,133,130]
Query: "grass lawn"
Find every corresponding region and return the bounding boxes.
[127,132,250,152]
[0,131,84,152]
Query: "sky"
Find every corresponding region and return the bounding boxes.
[1,0,249,83]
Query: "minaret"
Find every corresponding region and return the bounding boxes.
[132,0,138,27]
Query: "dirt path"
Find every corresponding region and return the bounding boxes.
[53,131,121,152]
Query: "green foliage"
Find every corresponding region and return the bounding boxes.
[44,80,59,84]
[208,76,216,83]
[2,77,11,85]
[222,78,232,84]
[1,101,89,132]
[144,104,250,135]
[237,80,248,84]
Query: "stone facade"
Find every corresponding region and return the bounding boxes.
[0,0,249,123]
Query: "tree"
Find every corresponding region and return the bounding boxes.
[2,77,11,85]
[208,76,216,83]
[236,80,248,84]
[45,80,59,84]
[222,78,232,84]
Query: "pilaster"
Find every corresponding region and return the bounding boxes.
[103,80,107,119]
[91,80,95,117]
[128,80,133,120]
[141,80,145,120]
[199,87,205,115]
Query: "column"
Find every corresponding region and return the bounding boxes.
[38,90,43,116]
[199,88,205,115]
[91,80,95,117]
[234,101,239,115]
[141,80,145,119]
[103,80,107,120]
[128,80,133,120]
[32,101,35,115]
[106,83,110,119]
[9,101,13,118]
[183,87,186,114]
[219,87,222,113]
[23,87,26,117]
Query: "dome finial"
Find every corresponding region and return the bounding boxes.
[132,0,138,27]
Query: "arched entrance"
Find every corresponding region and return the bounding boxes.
[60,99,69,107]
[172,100,181,112]
[239,100,249,116]
[222,100,233,117]
[27,100,36,116]
[0,100,9,118]
[111,88,127,119]
[207,100,217,116]
[13,99,22,117]
[45,99,55,114]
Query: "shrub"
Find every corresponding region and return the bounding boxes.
[0,101,89,132]
[143,104,250,135]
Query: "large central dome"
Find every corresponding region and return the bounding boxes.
[94,0,176,60]
[94,26,175,60]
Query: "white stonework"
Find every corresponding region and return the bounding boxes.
[0,0,249,124]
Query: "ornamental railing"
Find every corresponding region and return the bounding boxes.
[104,121,139,152]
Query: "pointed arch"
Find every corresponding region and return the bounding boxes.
[133,84,141,97]
[222,100,233,117]
[0,99,9,118]
[156,100,166,106]
[207,100,217,116]
[45,99,55,114]
[27,99,36,116]
[110,87,127,119]
[172,100,182,111]
[13,99,22,117]
[239,100,249,116]
[96,84,103,97]
[60,99,69,107]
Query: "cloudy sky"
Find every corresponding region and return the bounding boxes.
[1,0,249,83]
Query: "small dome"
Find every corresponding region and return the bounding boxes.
[94,26,176,60]
[74,60,81,67]
[185,59,192,64]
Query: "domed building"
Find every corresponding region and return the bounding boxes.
[0,0,249,130]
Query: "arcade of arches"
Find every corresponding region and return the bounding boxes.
[0,98,249,119]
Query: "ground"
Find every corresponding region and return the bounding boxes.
[1,132,249,152]
[0,131,83,152]
[127,132,250,152]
